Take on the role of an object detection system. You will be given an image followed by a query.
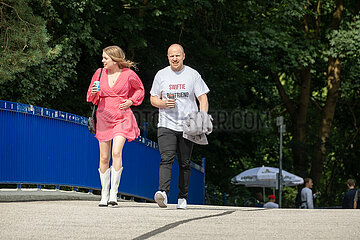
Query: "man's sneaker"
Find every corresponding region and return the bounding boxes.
[176,198,187,209]
[154,191,168,208]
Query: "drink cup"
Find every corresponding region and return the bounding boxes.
[94,81,100,91]
[167,93,175,108]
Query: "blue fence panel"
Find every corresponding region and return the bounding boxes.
[0,100,204,204]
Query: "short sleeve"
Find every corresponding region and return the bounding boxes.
[194,74,210,98]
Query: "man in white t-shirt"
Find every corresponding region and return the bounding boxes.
[150,44,210,209]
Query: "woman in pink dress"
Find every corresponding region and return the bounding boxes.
[87,46,144,207]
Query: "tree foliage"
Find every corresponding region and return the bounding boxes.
[0,0,56,82]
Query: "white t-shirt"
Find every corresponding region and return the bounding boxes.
[150,65,210,131]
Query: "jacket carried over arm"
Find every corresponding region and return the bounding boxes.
[183,111,213,145]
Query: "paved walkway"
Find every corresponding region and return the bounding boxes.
[1,198,360,239]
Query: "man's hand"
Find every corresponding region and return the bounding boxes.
[165,99,176,108]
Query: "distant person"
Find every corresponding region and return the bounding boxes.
[255,191,264,207]
[354,188,360,209]
[263,195,279,208]
[301,178,320,209]
[150,43,210,209]
[87,46,145,207]
[294,186,303,208]
[342,179,356,209]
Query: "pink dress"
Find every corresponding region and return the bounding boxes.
[87,68,145,142]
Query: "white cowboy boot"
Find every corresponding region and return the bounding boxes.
[98,168,111,207]
[108,166,123,207]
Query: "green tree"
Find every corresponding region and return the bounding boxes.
[0,0,56,83]
[231,0,360,183]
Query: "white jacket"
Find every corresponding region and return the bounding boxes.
[183,111,213,145]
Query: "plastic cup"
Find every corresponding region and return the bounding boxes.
[94,81,100,91]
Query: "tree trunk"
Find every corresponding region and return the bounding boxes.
[138,0,148,17]
[311,0,343,184]
[292,67,311,177]
[311,57,341,183]
[273,67,311,177]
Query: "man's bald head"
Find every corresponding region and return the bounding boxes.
[168,44,184,55]
[167,43,185,72]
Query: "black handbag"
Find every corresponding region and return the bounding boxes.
[88,105,97,134]
[88,68,103,134]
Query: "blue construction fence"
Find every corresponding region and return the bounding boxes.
[0,100,205,204]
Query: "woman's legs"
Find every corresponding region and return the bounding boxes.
[98,140,112,206]
[98,136,126,172]
[111,135,127,170]
[108,135,127,206]
[99,140,112,173]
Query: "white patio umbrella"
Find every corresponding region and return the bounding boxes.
[231,166,304,203]
[231,165,304,188]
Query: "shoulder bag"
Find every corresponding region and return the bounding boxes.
[88,68,103,134]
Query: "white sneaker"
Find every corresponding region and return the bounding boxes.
[154,191,168,208]
[176,198,187,209]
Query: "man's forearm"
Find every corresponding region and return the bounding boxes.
[199,101,208,113]
[198,94,209,113]
[150,96,166,109]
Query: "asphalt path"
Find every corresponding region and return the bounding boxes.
[1,200,360,239]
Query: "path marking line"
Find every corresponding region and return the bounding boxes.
[133,210,235,240]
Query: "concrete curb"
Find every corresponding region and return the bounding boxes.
[0,188,101,202]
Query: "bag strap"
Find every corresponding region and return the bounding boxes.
[94,68,103,106]
[91,102,97,114]
[98,68,103,82]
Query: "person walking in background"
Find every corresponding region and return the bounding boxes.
[87,46,144,207]
[150,43,210,209]
[263,195,279,208]
[301,178,320,209]
[354,188,360,209]
[342,179,357,209]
